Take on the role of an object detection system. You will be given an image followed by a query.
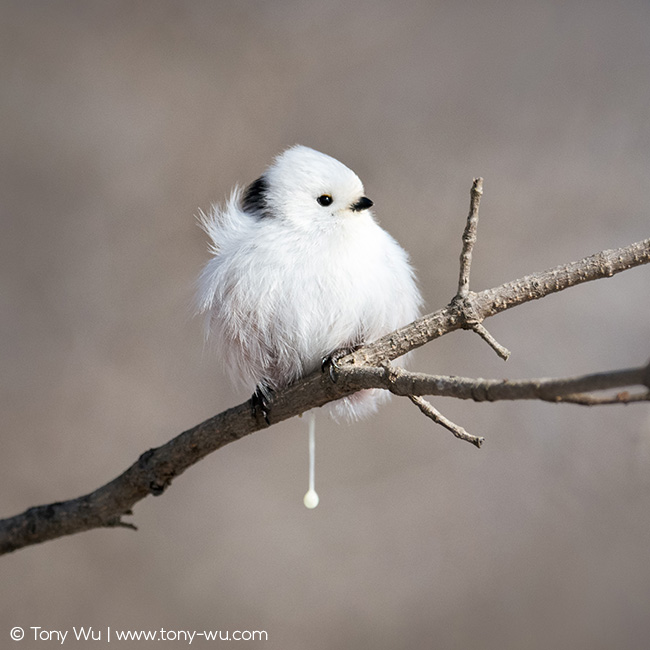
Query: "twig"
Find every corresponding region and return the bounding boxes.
[409,396,484,448]
[452,177,511,360]
[457,177,483,299]
[469,323,511,360]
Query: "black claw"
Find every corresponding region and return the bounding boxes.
[321,345,359,384]
[321,354,339,383]
[251,386,272,425]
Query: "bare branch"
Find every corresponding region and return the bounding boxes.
[0,371,346,556]
[351,237,650,368]
[468,322,511,360]
[457,177,483,299]
[380,363,648,447]
[1,179,648,555]
[335,363,650,402]
[451,177,510,360]
[409,395,484,448]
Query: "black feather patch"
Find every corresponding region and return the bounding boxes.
[242,176,271,218]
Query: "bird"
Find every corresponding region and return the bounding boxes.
[197,145,422,423]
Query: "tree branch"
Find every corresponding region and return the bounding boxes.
[335,363,650,402]
[468,322,511,360]
[347,237,650,368]
[1,180,648,555]
[456,177,483,299]
[409,396,485,448]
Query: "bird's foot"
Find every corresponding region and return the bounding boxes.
[321,346,359,384]
[251,386,273,425]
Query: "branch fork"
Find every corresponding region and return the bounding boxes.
[399,176,510,444]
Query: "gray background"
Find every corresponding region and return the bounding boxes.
[1,1,649,648]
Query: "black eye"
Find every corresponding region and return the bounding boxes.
[316,194,333,206]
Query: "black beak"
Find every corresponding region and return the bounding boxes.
[350,196,373,212]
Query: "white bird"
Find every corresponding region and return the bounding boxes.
[197,145,422,423]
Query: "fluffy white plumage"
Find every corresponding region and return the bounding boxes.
[197,145,422,421]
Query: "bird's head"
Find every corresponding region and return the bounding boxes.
[241,145,373,227]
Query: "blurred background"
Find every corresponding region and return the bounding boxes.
[1,1,649,648]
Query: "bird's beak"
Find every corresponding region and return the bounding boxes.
[350,196,373,212]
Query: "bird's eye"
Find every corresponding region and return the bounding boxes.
[316,194,333,207]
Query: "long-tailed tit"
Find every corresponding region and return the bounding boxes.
[197,145,422,424]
